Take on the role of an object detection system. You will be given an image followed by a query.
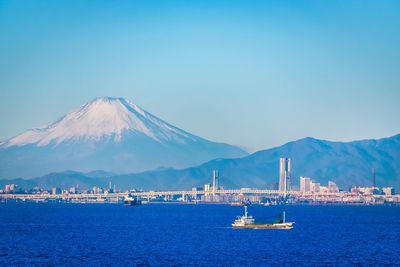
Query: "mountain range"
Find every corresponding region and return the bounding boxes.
[1,134,399,191]
[0,97,247,178]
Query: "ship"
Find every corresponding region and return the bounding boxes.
[232,203,294,229]
[123,194,142,206]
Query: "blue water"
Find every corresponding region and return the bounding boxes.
[0,203,399,266]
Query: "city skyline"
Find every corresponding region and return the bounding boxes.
[1,1,400,151]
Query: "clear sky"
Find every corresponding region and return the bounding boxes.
[0,0,399,152]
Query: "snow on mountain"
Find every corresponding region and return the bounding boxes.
[0,97,248,178]
[3,97,194,147]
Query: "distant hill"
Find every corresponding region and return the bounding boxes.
[0,171,107,190]
[0,97,247,178]
[2,134,399,191]
[108,134,400,190]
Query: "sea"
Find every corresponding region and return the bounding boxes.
[0,203,399,266]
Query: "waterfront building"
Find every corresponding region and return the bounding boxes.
[4,184,10,192]
[310,181,320,193]
[92,186,103,194]
[51,187,61,195]
[300,176,311,193]
[362,187,374,195]
[204,183,211,196]
[352,186,377,195]
[328,181,339,193]
[382,187,395,196]
[202,194,232,203]
[279,158,291,192]
[319,186,329,194]
[350,186,361,193]
[4,184,16,193]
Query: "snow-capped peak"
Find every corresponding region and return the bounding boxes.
[2,97,194,147]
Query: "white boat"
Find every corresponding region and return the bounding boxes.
[232,205,294,229]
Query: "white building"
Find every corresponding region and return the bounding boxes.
[204,183,211,196]
[4,184,16,193]
[279,158,291,192]
[310,181,320,193]
[328,181,339,193]
[382,187,395,196]
[51,187,61,195]
[300,176,311,193]
[351,186,375,195]
[92,186,103,194]
[319,186,329,194]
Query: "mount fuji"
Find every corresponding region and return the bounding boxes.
[0,97,247,178]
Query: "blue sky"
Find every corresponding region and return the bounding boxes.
[0,0,399,151]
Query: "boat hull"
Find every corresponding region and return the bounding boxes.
[123,199,141,206]
[232,222,294,230]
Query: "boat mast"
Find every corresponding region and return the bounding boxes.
[244,205,248,218]
[283,211,286,223]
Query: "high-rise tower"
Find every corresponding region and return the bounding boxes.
[279,158,291,193]
[212,170,219,196]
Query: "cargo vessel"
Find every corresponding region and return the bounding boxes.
[232,204,294,229]
[123,194,142,206]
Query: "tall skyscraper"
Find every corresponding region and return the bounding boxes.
[212,170,219,196]
[279,158,291,192]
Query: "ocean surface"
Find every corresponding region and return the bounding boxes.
[0,203,399,266]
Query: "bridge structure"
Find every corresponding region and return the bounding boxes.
[0,192,125,202]
[1,190,398,204]
[131,189,299,197]
[0,189,299,202]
